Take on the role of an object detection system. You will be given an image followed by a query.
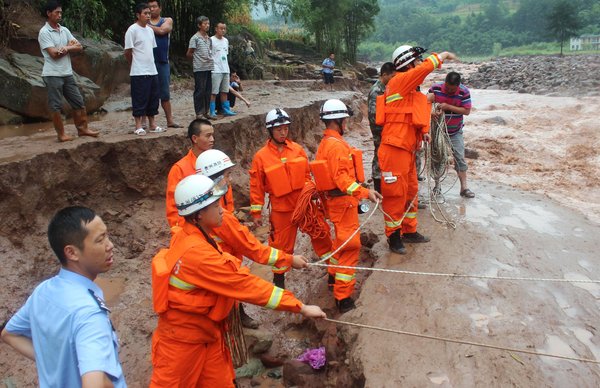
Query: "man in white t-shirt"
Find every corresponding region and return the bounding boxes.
[124,3,164,135]
[209,22,235,117]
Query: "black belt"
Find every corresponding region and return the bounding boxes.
[326,189,346,197]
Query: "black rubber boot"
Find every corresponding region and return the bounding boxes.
[388,230,406,254]
[373,178,381,194]
[327,274,334,292]
[273,273,285,289]
[239,304,259,329]
[336,297,356,313]
[402,231,431,243]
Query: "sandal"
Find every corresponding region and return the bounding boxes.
[149,126,166,133]
[460,189,475,198]
[134,128,147,136]
[167,123,183,128]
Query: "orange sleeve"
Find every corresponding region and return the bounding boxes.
[220,186,235,212]
[249,153,266,218]
[212,211,293,270]
[326,142,369,200]
[166,164,185,228]
[388,53,442,99]
[178,245,303,313]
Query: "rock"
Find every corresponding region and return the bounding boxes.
[0,107,24,125]
[0,53,104,120]
[483,116,507,125]
[267,368,282,379]
[250,376,263,386]
[260,353,285,368]
[321,325,338,361]
[365,67,378,77]
[244,328,274,355]
[282,359,323,387]
[464,148,479,160]
[360,231,379,248]
[235,358,265,379]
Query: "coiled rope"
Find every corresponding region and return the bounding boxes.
[291,181,330,240]
[325,318,600,364]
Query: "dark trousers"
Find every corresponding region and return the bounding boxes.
[130,75,159,117]
[43,75,85,112]
[193,71,212,115]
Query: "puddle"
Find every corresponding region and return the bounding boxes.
[94,276,126,307]
[538,335,577,365]
[578,259,594,272]
[550,290,578,318]
[571,327,600,362]
[469,306,502,334]
[564,273,600,299]
[427,371,451,386]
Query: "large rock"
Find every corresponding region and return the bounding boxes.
[243,328,274,355]
[282,359,323,386]
[0,52,103,119]
[0,107,24,125]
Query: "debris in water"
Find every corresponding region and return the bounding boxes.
[296,346,326,369]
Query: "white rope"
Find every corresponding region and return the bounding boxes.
[316,199,381,264]
[325,318,600,364]
[307,262,600,284]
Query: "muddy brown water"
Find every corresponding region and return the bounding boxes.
[1,73,599,386]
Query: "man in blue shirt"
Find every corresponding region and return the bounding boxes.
[322,52,335,90]
[1,206,126,387]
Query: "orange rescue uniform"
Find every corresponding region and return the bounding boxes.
[314,129,369,301]
[377,54,442,236]
[151,222,304,387]
[166,149,235,229]
[249,140,332,273]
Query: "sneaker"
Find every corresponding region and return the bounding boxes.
[402,231,430,244]
[134,128,146,136]
[336,297,356,313]
[460,189,475,198]
[273,273,285,289]
[149,126,166,133]
[388,230,406,254]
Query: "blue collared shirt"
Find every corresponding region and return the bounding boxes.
[5,268,126,388]
[322,58,335,74]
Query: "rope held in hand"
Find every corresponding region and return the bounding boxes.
[291,181,330,240]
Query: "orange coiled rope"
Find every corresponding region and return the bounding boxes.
[291,181,330,239]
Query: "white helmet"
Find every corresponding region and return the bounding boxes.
[265,108,291,129]
[320,99,353,120]
[195,149,235,177]
[174,175,223,216]
[392,45,427,70]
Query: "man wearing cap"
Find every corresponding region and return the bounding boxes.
[376,45,457,255]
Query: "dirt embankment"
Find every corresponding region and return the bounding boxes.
[466,54,600,97]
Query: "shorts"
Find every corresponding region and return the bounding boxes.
[43,75,85,112]
[211,73,230,94]
[156,61,171,101]
[130,74,160,117]
[323,73,334,84]
[449,130,468,172]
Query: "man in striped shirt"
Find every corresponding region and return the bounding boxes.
[428,72,474,198]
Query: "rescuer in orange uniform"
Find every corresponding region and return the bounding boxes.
[151,174,326,387]
[312,99,382,313]
[250,108,333,289]
[196,149,311,327]
[376,45,457,254]
[165,118,234,229]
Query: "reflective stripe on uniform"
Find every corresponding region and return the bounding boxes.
[427,54,440,69]
[346,182,360,195]
[169,275,196,291]
[250,204,263,212]
[212,235,223,243]
[405,212,417,219]
[265,287,284,309]
[268,247,279,266]
[281,157,287,163]
[385,219,402,228]
[329,257,339,265]
[335,273,355,282]
[386,93,402,104]
[320,252,332,260]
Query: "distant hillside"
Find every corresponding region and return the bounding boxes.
[360,0,600,60]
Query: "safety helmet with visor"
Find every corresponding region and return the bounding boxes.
[392,45,427,70]
[319,99,353,120]
[175,175,225,216]
[265,108,291,129]
[195,149,235,198]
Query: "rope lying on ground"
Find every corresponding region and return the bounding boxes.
[307,262,600,284]
[291,181,330,240]
[325,318,600,364]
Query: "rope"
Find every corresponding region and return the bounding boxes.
[291,181,331,240]
[324,318,600,364]
[307,262,600,284]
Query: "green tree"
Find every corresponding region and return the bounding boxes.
[546,0,582,55]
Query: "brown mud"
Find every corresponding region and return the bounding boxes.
[1,62,600,387]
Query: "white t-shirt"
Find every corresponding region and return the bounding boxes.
[210,36,230,74]
[124,23,157,76]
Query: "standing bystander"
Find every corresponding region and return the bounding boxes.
[428,72,474,198]
[210,22,236,117]
[124,3,164,135]
[1,206,126,387]
[148,0,182,128]
[321,52,335,90]
[38,0,99,142]
[187,16,215,120]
